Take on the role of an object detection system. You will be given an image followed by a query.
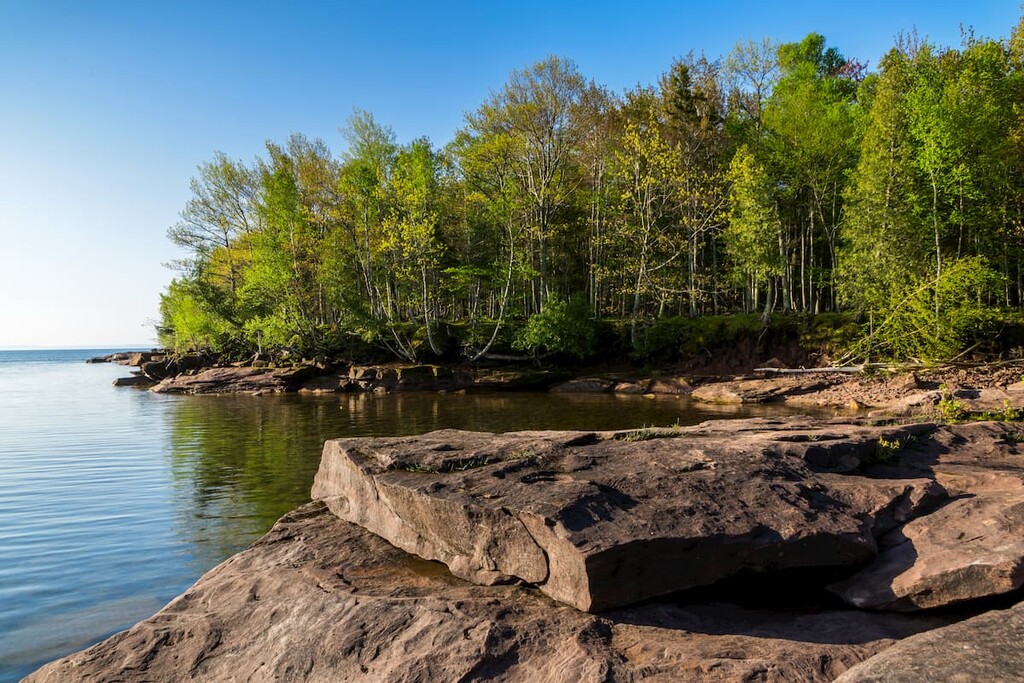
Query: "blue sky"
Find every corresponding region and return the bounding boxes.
[0,0,1019,347]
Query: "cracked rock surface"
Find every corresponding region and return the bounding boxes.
[311,419,947,611]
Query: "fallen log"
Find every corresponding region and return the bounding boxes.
[754,366,865,375]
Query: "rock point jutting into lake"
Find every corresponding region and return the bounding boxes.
[26,417,1024,682]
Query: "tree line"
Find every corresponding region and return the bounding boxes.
[160,19,1024,363]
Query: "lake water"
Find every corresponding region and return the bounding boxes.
[0,349,822,681]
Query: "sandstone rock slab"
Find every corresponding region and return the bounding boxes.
[691,377,829,404]
[647,377,692,395]
[151,366,315,394]
[830,491,1024,611]
[870,420,1024,496]
[550,378,614,393]
[25,502,951,683]
[312,421,945,611]
[833,598,1024,683]
[112,374,153,387]
[866,390,941,419]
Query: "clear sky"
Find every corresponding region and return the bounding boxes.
[0,0,1019,348]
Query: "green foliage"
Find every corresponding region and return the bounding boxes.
[615,425,684,442]
[157,23,1024,367]
[845,257,1006,362]
[158,278,234,353]
[989,401,1023,422]
[874,436,904,464]
[936,385,970,422]
[513,299,599,359]
[722,145,782,286]
[938,390,1024,424]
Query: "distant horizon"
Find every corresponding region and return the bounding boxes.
[0,344,155,351]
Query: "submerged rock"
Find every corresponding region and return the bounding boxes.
[311,420,946,612]
[25,502,949,683]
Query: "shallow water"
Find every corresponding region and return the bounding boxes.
[0,350,827,681]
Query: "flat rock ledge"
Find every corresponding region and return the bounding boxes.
[25,502,950,683]
[151,366,316,394]
[312,419,950,612]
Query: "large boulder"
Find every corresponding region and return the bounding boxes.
[125,352,152,367]
[25,502,950,683]
[833,598,1024,683]
[647,376,692,395]
[311,420,946,612]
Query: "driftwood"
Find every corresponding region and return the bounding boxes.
[757,359,1024,376]
[754,366,865,375]
[473,351,557,363]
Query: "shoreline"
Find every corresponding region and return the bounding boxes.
[91,349,1024,420]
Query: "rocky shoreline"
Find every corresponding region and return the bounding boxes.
[26,417,1024,681]
[91,349,1024,419]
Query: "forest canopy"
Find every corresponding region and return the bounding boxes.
[160,18,1024,364]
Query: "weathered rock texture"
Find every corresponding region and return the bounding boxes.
[823,420,1024,611]
[151,366,316,394]
[311,419,947,611]
[28,417,1024,681]
[833,599,1024,683]
[830,492,1024,610]
[25,502,950,683]
[647,376,693,395]
[690,377,832,404]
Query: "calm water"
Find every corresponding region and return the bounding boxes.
[0,350,820,681]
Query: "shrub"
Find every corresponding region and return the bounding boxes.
[513,298,599,359]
